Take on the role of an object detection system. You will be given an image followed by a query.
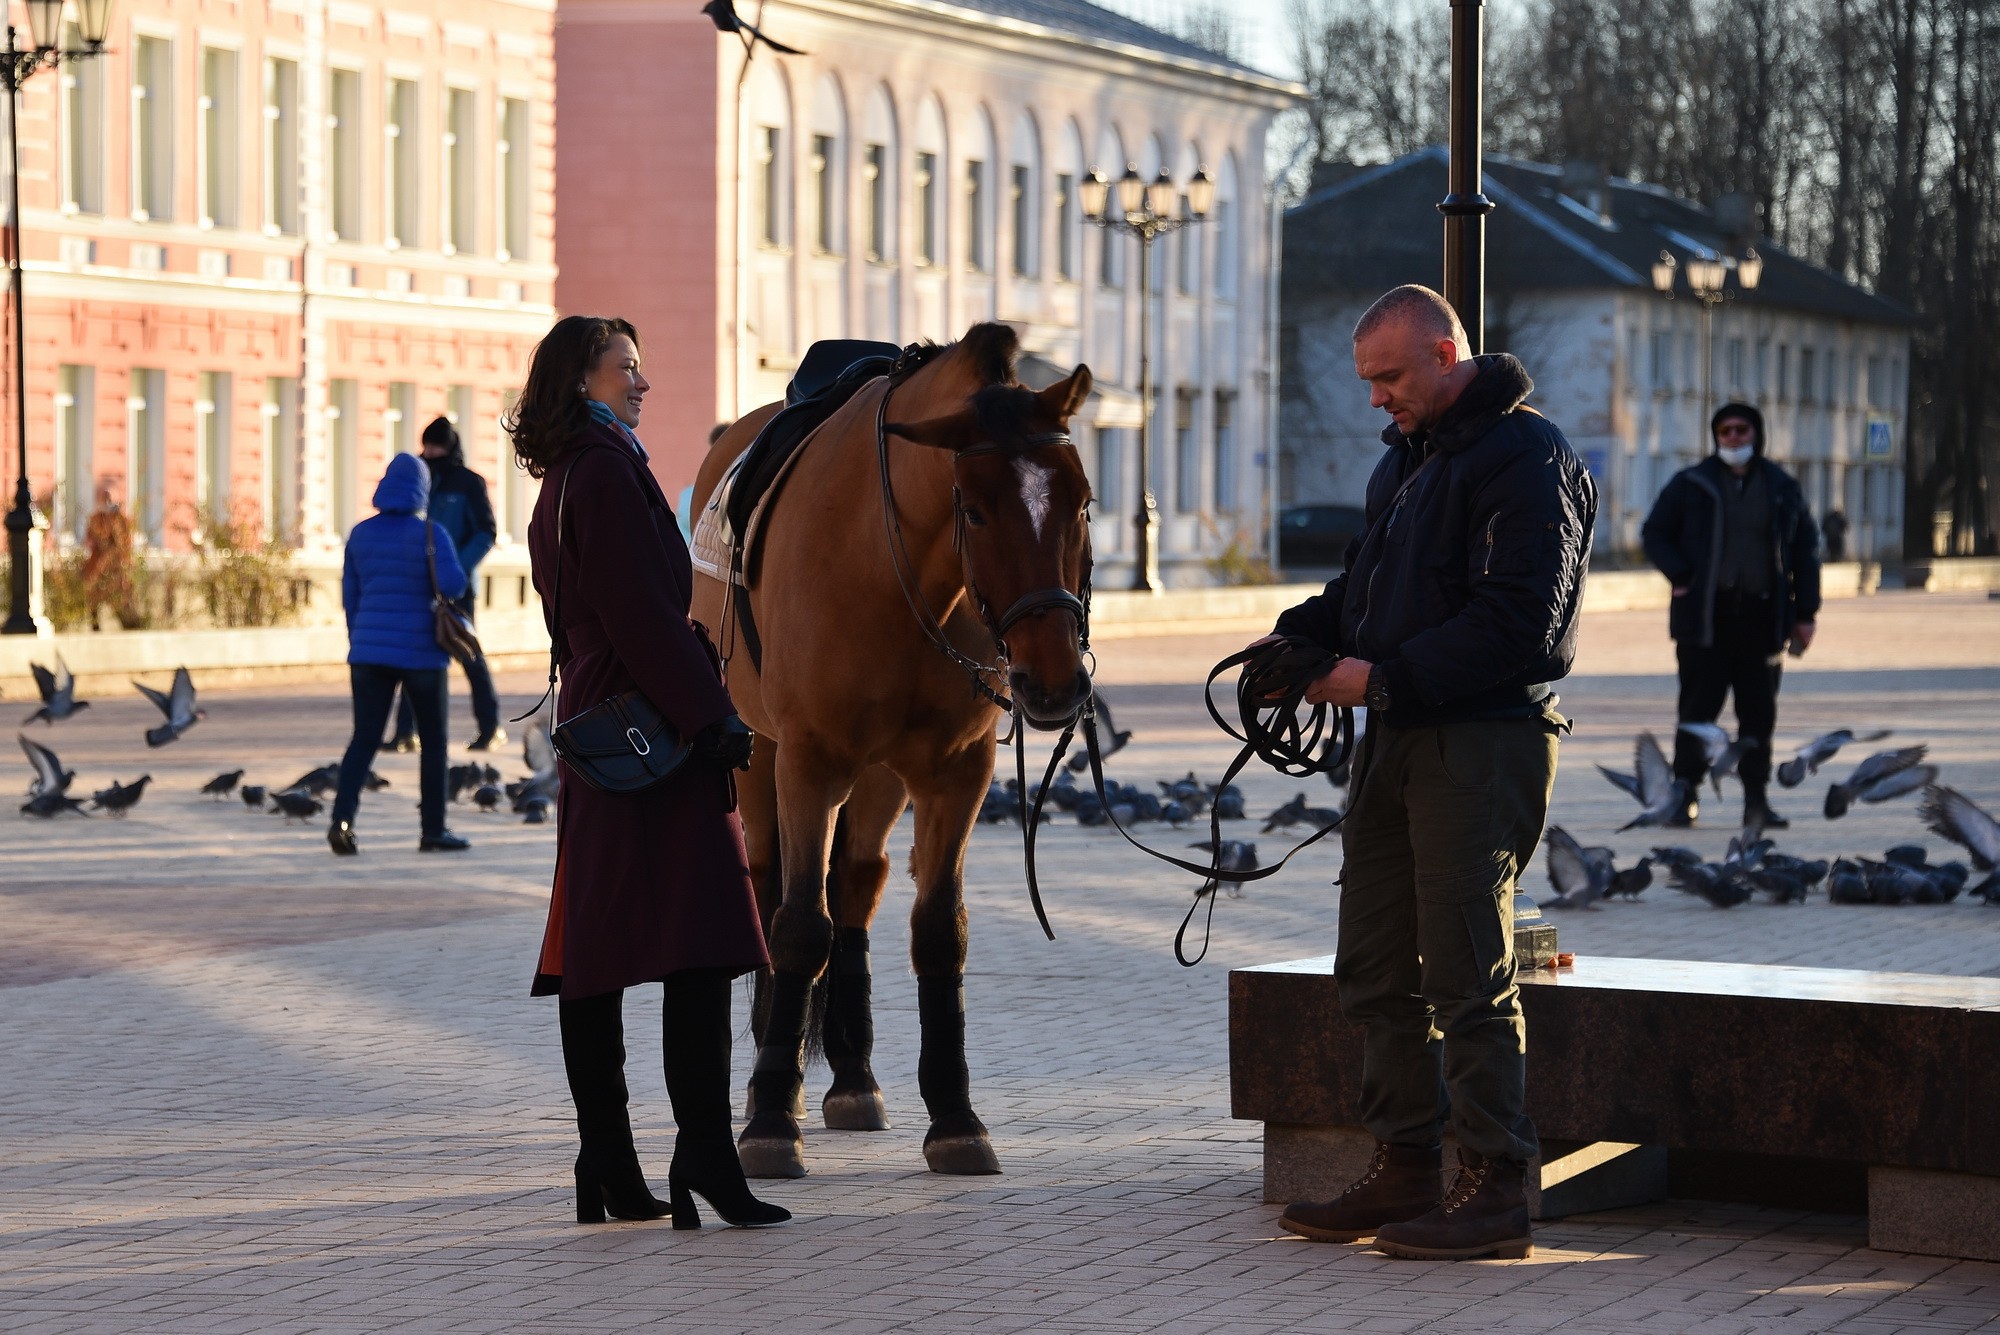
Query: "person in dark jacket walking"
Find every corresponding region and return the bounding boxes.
[388,417,503,752]
[1268,286,1596,1262]
[1641,403,1820,829]
[512,314,787,1231]
[329,452,471,856]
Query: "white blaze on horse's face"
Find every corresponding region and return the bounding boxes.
[1013,456,1056,540]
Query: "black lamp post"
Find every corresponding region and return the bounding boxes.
[1080,162,1214,592]
[1439,0,1491,351]
[4,0,113,635]
[1651,246,1762,452]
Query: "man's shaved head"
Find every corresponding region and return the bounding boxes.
[1353,284,1471,353]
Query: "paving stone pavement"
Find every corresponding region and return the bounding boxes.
[4,591,1999,1333]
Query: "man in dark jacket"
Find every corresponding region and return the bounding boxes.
[390,417,503,751]
[1271,286,1596,1262]
[1641,403,1819,829]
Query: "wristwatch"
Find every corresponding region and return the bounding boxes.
[1364,663,1393,712]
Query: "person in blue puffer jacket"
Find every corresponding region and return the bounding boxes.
[329,451,472,856]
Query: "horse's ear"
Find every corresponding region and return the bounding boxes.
[884,411,966,450]
[1037,365,1093,421]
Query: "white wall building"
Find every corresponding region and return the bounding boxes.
[1280,149,1912,561]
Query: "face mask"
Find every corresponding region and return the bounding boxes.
[1717,443,1754,468]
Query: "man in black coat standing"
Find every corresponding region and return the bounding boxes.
[1268,286,1596,1262]
[389,417,504,751]
[1641,403,1820,829]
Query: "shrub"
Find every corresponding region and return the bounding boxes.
[190,507,300,628]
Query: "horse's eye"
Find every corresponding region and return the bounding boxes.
[963,507,987,527]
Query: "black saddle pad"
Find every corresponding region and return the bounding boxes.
[725,339,903,541]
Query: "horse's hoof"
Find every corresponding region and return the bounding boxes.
[922,1133,1001,1175]
[744,1084,807,1120]
[822,1088,891,1131]
[738,1133,808,1179]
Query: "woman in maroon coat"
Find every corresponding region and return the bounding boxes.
[510,315,787,1230]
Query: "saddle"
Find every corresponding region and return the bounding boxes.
[694,339,904,669]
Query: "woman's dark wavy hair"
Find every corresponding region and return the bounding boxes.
[505,315,640,479]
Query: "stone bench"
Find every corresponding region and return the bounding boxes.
[1229,954,2000,1261]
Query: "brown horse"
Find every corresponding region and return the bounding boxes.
[689,323,1093,1177]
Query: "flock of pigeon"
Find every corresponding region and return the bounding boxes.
[1549,722,2000,910]
[17,653,560,831]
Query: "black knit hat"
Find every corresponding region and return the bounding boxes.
[1710,401,1765,456]
[421,415,460,452]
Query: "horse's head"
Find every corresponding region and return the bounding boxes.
[888,366,1096,728]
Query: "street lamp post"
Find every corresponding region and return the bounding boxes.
[1080,162,1214,593]
[1652,246,1762,456]
[3,0,114,635]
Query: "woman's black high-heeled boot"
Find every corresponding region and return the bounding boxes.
[560,990,670,1222]
[662,968,793,1229]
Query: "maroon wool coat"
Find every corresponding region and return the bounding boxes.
[527,420,769,999]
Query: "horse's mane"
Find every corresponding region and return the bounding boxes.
[889,322,1020,389]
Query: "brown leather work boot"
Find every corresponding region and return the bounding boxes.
[1278,1141,1442,1243]
[1372,1149,1533,1260]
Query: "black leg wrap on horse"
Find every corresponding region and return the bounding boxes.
[916,974,973,1124]
[822,927,875,1078]
[739,969,813,1177]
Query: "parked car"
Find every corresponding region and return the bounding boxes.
[1278,504,1367,569]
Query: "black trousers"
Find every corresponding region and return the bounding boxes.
[334,663,448,835]
[1673,593,1782,794]
[394,595,497,739]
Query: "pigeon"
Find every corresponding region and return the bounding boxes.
[1827,859,1873,903]
[268,788,323,821]
[521,795,553,824]
[481,763,503,786]
[1188,838,1259,874]
[1918,785,2000,869]
[1066,690,1132,773]
[1824,746,1935,818]
[1607,857,1653,899]
[1856,857,1948,905]
[19,734,74,798]
[363,770,392,792]
[1262,792,1339,833]
[1968,871,2000,903]
[1677,722,1757,793]
[200,770,244,799]
[1748,867,1812,903]
[1776,729,1891,788]
[288,764,340,798]
[1043,772,1082,812]
[1542,825,1612,910]
[473,784,503,812]
[448,763,484,803]
[21,789,88,817]
[1159,799,1192,826]
[240,784,268,808]
[1073,791,1107,826]
[1649,845,1704,874]
[25,657,89,724]
[1161,773,1209,816]
[1762,853,1829,886]
[701,0,806,55]
[133,668,204,747]
[1606,732,1691,830]
[1666,859,1754,908]
[1210,783,1246,821]
[89,775,152,816]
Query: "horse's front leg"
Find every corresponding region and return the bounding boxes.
[906,735,1002,1175]
[738,737,850,1179]
[821,764,907,1131]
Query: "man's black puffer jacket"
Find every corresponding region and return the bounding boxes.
[1274,354,1597,727]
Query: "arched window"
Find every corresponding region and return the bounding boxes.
[745,60,793,251]
[808,74,846,256]
[1054,119,1084,283]
[967,106,998,273]
[862,84,898,264]
[1143,135,1166,295]
[1009,108,1041,279]
[913,95,947,268]
[1215,152,1240,302]
[1176,142,1202,296]
[1093,124,1125,288]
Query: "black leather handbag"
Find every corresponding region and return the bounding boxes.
[528,446,694,794]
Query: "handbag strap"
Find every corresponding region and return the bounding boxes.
[424,513,442,599]
[513,443,597,723]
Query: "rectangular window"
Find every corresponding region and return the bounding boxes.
[915,151,937,265]
[264,57,300,236]
[1100,223,1122,289]
[1755,339,1769,395]
[445,87,477,254]
[264,376,299,541]
[864,143,887,262]
[447,383,477,467]
[328,67,362,242]
[387,381,417,455]
[386,79,419,248]
[1055,172,1076,281]
[128,369,167,544]
[965,159,987,271]
[196,371,233,521]
[132,36,173,221]
[199,48,239,228]
[1095,427,1121,510]
[1010,164,1033,277]
[754,125,780,247]
[1213,199,1234,300]
[1727,338,1744,391]
[1174,390,1199,514]
[810,133,835,254]
[1213,391,1237,511]
[61,22,104,214]
[1800,346,1816,402]
[54,366,94,538]
[1867,355,1885,409]
[1682,333,1696,389]
[329,379,359,537]
[1176,198,1198,294]
[1777,344,1790,400]
[1651,330,1669,387]
[500,387,526,539]
[499,97,530,262]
